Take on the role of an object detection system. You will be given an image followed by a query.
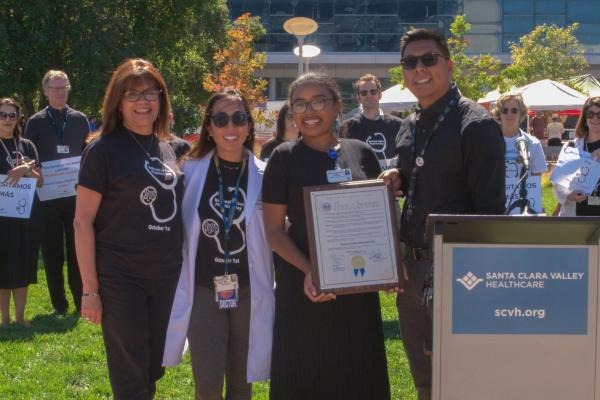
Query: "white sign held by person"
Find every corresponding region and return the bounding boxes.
[0,176,37,219]
[36,156,81,201]
[505,175,542,214]
[550,146,600,195]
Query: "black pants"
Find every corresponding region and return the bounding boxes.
[40,196,82,313]
[396,258,433,400]
[99,268,179,400]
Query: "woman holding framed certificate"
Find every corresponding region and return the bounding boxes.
[262,73,391,400]
[0,97,43,328]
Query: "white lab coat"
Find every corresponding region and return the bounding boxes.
[162,150,275,382]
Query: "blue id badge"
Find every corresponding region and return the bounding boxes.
[214,274,239,309]
[326,168,352,183]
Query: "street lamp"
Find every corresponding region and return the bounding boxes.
[283,17,318,76]
[293,44,321,73]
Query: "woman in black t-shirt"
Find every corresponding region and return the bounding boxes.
[74,59,183,399]
[553,97,600,216]
[163,89,274,400]
[259,102,299,161]
[262,73,391,400]
[0,97,43,328]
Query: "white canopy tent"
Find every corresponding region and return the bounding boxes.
[478,79,587,111]
[379,84,418,112]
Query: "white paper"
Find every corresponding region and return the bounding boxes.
[309,183,399,290]
[0,176,37,219]
[36,156,81,201]
[505,175,543,214]
[550,146,600,195]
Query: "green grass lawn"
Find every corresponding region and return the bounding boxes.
[0,267,415,399]
[0,185,559,399]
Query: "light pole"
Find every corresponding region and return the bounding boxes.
[293,44,321,73]
[283,17,318,76]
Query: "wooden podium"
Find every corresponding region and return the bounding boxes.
[427,215,600,400]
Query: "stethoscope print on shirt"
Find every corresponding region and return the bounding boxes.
[139,156,178,224]
[201,187,247,256]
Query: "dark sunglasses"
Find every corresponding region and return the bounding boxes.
[0,111,19,120]
[400,52,446,70]
[359,89,379,97]
[501,107,520,114]
[585,110,600,120]
[210,111,249,128]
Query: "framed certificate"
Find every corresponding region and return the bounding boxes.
[303,179,402,295]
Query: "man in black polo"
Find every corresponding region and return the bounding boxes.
[341,74,401,170]
[381,29,505,399]
[25,70,90,315]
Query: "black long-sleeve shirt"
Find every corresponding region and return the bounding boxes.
[395,86,505,248]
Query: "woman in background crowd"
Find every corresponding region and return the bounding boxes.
[493,94,547,214]
[262,73,390,400]
[553,96,600,216]
[74,59,183,399]
[0,98,43,328]
[259,102,299,161]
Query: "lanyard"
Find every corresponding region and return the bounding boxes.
[213,153,247,274]
[46,107,69,145]
[404,87,460,219]
[0,137,20,167]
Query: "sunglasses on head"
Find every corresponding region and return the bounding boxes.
[0,111,19,120]
[358,89,379,97]
[586,110,600,120]
[210,111,249,128]
[400,52,445,70]
[501,107,520,114]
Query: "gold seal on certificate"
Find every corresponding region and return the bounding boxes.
[303,179,402,295]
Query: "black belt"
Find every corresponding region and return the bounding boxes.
[400,242,432,261]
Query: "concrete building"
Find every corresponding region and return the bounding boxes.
[227,0,600,107]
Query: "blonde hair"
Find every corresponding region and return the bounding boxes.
[492,93,528,123]
[42,70,70,88]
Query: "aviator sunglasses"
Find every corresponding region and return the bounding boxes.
[358,89,379,97]
[400,52,446,70]
[0,111,19,120]
[501,107,520,114]
[210,111,249,128]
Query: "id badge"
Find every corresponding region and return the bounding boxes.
[214,274,239,309]
[588,196,600,206]
[326,168,352,183]
[56,145,70,154]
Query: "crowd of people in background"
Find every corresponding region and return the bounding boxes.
[1,27,599,400]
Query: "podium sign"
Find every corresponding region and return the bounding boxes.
[428,215,600,400]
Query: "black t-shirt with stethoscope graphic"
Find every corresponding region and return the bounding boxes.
[0,137,39,174]
[78,128,184,278]
[195,157,250,288]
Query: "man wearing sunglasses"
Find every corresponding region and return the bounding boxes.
[380,29,505,400]
[341,74,401,170]
[24,70,90,317]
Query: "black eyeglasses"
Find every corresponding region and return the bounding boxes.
[585,110,600,120]
[291,97,334,114]
[400,52,446,70]
[123,89,162,102]
[0,111,19,120]
[210,111,249,128]
[358,89,379,97]
[502,107,520,114]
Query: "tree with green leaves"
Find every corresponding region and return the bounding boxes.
[389,15,502,102]
[0,1,229,132]
[500,23,588,91]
